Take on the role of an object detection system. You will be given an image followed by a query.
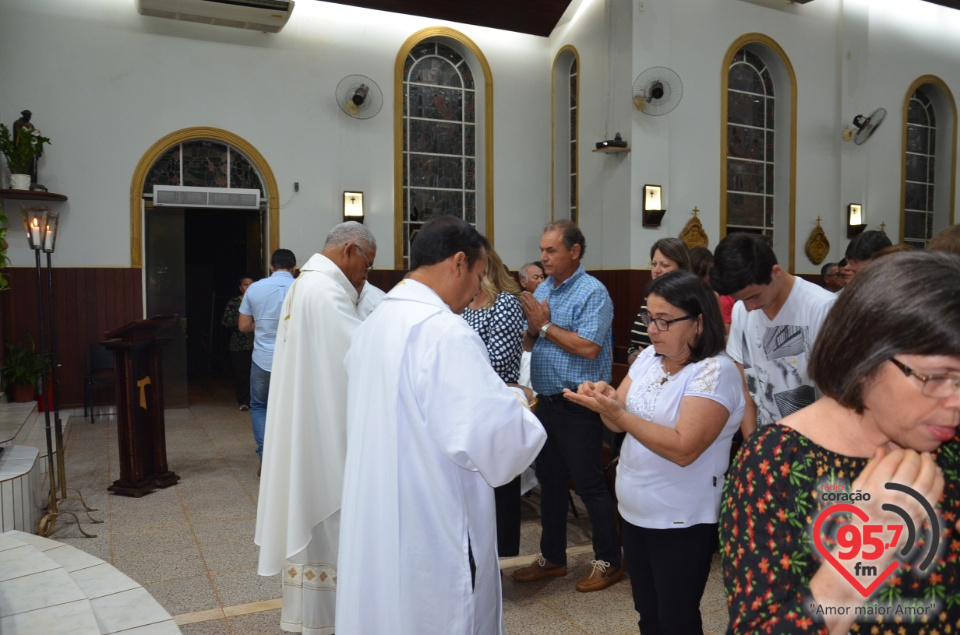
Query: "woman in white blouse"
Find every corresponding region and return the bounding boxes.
[565,270,745,635]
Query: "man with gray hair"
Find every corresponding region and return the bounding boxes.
[255,221,378,635]
[518,261,545,293]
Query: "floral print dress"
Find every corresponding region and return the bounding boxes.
[720,424,960,634]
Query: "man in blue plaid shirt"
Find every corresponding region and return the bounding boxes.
[512,220,622,593]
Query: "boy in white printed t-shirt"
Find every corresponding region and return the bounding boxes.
[709,233,836,437]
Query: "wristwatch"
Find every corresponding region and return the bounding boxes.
[539,321,553,339]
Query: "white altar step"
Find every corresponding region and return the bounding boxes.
[0,530,180,634]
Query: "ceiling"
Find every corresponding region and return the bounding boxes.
[321,0,576,38]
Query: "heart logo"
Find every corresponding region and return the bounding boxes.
[812,503,901,598]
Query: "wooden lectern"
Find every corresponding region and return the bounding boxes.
[102,317,180,497]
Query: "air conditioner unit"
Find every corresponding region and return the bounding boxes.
[136,0,295,33]
[152,186,262,209]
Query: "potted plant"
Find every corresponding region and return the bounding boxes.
[0,123,50,190]
[0,203,9,290]
[1,337,44,402]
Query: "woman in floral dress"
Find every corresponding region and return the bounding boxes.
[720,251,960,634]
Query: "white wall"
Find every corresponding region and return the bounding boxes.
[0,0,551,271]
[4,0,960,274]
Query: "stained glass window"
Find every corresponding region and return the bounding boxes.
[904,88,936,248]
[726,49,775,238]
[402,41,476,267]
[569,59,578,223]
[143,142,264,196]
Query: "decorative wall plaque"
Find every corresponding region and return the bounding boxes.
[804,216,830,265]
[679,207,708,250]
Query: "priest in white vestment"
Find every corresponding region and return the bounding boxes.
[255,221,378,635]
[336,216,547,634]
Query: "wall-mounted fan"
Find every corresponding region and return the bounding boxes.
[336,74,383,120]
[633,66,683,116]
[843,107,886,145]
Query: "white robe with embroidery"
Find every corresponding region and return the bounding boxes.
[336,279,547,635]
[255,253,376,634]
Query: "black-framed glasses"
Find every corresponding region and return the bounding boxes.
[889,357,960,399]
[639,311,694,332]
[355,245,374,272]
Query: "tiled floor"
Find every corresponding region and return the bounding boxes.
[50,379,730,634]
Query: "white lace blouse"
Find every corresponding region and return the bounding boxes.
[616,346,745,529]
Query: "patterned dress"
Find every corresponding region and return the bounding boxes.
[720,425,960,634]
[461,291,524,384]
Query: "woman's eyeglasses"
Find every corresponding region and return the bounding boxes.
[889,357,960,398]
[639,311,694,332]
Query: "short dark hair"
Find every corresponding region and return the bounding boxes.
[709,233,777,296]
[650,238,691,271]
[810,251,960,414]
[820,262,838,278]
[645,270,726,363]
[544,219,586,259]
[271,249,296,271]
[410,216,488,270]
[838,258,848,268]
[844,230,892,262]
[688,246,714,281]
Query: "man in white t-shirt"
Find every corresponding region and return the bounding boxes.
[709,233,836,436]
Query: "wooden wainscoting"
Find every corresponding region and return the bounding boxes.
[0,267,143,407]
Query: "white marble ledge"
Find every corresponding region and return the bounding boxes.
[90,587,175,635]
[0,544,60,583]
[5,529,60,551]
[0,446,39,480]
[0,598,102,635]
[0,567,88,618]
[0,402,37,446]
[69,563,141,600]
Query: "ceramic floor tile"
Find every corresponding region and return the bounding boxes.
[112,544,206,585]
[189,518,255,548]
[89,587,172,633]
[226,608,285,635]
[210,569,281,607]
[141,574,220,616]
[3,529,61,551]
[178,617,231,634]
[199,539,260,573]
[0,599,101,635]
[0,567,88,617]
[0,531,25,551]
[111,525,198,558]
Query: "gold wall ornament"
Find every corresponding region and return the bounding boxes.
[679,207,709,250]
[804,216,830,265]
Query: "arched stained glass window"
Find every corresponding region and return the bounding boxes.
[726,48,775,238]
[568,58,578,222]
[904,88,937,248]
[143,140,263,194]
[401,41,476,267]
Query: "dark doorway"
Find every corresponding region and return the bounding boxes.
[144,206,263,406]
[184,207,263,402]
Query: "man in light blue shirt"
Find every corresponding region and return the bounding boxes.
[239,248,296,467]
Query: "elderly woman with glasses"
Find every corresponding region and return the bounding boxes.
[565,270,745,634]
[720,250,960,634]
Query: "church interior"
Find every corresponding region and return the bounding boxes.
[1,0,959,632]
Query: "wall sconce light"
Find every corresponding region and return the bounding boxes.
[643,184,666,227]
[343,191,364,223]
[847,203,866,238]
[20,207,49,251]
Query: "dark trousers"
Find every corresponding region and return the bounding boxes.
[230,349,252,406]
[494,476,521,557]
[621,521,718,635]
[534,396,621,567]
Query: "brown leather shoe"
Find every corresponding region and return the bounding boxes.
[575,560,623,592]
[511,555,567,583]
